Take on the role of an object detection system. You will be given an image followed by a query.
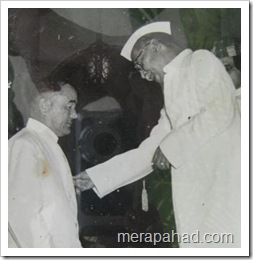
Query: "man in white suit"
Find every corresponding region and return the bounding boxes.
[9,81,82,248]
[75,22,241,247]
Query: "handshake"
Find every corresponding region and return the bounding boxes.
[73,171,95,194]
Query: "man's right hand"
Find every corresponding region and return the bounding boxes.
[73,171,95,194]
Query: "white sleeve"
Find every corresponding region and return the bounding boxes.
[87,108,171,198]
[159,50,238,168]
[8,138,55,248]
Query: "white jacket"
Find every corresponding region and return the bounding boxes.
[9,118,82,248]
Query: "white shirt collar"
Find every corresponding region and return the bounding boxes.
[27,118,59,143]
[163,49,193,73]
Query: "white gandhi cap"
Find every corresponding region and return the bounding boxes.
[120,21,171,61]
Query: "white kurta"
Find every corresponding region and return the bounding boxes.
[87,49,241,247]
[8,118,82,248]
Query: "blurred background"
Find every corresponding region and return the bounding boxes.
[8,8,241,248]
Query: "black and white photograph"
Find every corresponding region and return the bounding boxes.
[1,1,249,257]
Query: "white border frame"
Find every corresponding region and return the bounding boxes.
[1,1,249,257]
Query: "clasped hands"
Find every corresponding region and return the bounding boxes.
[73,146,170,194]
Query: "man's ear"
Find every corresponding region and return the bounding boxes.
[39,98,51,114]
[149,39,161,53]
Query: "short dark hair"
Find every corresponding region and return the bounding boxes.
[35,79,63,94]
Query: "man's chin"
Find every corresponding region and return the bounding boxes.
[154,75,163,85]
[59,128,71,137]
[65,128,71,135]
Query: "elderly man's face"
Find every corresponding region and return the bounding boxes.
[131,41,164,85]
[46,84,77,137]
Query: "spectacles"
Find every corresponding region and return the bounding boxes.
[133,41,150,72]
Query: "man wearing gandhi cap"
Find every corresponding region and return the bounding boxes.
[75,22,241,248]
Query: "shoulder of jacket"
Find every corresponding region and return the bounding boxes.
[9,128,41,150]
[190,49,219,71]
[191,49,215,61]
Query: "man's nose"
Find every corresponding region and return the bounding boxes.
[140,70,146,79]
[145,73,154,81]
[140,70,154,81]
[70,109,78,119]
